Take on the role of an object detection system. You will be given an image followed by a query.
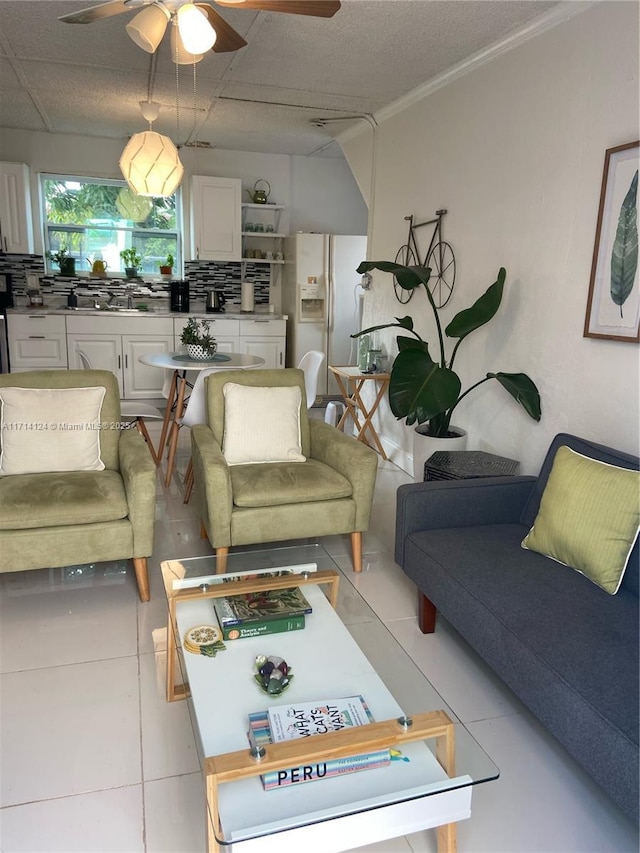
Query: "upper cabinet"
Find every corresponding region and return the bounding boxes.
[0,162,35,254]
[190,176,242,262]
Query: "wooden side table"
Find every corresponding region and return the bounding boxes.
[328,365,390,459]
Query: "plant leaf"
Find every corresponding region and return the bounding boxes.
[610,170,638,318]
[397,335,428,353]
[487,372,541,421]
[445,268,506,340]
[357,261,432,294]
[389,348,461,425]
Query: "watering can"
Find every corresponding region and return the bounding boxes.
[246,179,271,204]
[89,258,108,275]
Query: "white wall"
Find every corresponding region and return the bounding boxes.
[343,1,640,475]
[0,129,366,255]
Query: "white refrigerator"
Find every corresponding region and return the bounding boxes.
[282,233,367,397]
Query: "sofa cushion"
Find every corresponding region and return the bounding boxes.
[403,522,639,819]
[522,445,640,594]
[0,385,106,475]
[230,459,352,507]
[0,470,129,530]
[221,382,306,465]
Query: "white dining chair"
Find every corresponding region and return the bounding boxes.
[297,350,325,408]
[165,366,220,500]
[75,349,164,465]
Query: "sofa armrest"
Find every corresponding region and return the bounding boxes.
[118,428,157,557]
[191,424,233,547]
[310,419,378,530]
[395,476,537,568]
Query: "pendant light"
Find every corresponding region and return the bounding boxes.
[119,101,184,198]
[177,3,217,54]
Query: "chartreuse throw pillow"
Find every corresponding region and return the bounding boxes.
[222,383,306,465]
[522,445,640,594]
[0,386,106,475]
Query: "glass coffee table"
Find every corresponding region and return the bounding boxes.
[161,544,499,853]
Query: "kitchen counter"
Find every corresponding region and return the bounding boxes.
[7,307,287,320]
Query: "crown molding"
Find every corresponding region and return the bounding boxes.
[338,0,598,145]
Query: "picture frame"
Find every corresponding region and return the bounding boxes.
[584,140,639,342]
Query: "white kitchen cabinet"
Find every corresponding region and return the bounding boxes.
[8,314,67,368]
[66,315,174,399]
[0,162,34,254]
[239,318,286,369]
[191,176,242,262]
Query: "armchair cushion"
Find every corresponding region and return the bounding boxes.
[230,459,352,507]
[221,382,305,464]
[0,470,128,530]
[0,385,106,475]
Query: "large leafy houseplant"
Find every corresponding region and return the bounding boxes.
[353,262,541,437]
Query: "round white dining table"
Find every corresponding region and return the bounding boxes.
[139,351,265,485]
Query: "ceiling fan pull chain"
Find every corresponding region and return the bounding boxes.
[193,57,199,174]
[175,21,180,147]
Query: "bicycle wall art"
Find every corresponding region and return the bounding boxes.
[584,140,639,342]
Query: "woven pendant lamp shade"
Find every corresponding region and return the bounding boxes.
[119,131,184,197]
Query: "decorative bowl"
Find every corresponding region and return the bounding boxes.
[187,344,217,361]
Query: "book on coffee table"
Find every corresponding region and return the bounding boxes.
[213,586,312,628]
[248,695,390,789]
[221,614,305,641]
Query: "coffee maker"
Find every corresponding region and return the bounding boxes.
[170,280,190,312]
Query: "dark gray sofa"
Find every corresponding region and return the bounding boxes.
[395,433,639,823]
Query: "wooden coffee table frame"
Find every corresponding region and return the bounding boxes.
[163,563,464,853]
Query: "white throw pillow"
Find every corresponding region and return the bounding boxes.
[222,383,306,465]
[0,386,107,475]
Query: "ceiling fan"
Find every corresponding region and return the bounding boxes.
[59,0,341,55]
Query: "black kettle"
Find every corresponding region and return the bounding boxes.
[206,289,225,313]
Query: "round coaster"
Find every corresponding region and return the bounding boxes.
[184,624,222,653]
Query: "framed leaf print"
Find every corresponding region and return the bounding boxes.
[584,140,639,342]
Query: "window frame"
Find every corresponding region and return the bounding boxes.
[40,173,182,278]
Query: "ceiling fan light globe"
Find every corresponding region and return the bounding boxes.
[120,131,184,197]
[170,24,204,64]
[177,3,217,54]
[126,4,171,53]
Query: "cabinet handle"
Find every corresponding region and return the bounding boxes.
[279,351,283,366]
[196,246,200,260]
[118,355,121,369]
[125,354,128,368]
[28,315,46,319]
[253,319,269,323]
[28,335,45,339]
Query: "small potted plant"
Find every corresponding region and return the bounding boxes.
[180,317,217,360]
[159,253,174,278]
[47,246,76,277]
[120,247,143,278]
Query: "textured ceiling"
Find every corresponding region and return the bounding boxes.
[0,0,559,158]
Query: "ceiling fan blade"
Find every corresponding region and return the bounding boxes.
[215,0,340,18]
[196,4,248,52]
[59,1,141,24]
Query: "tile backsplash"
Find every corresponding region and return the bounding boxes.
[0,254,270,308]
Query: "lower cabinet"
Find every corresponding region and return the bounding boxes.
[8,314,68,369]
[66,315,174,398]
[239,319,286,368]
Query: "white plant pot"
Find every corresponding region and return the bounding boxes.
[187,343,216,361]
[412,425,468,482]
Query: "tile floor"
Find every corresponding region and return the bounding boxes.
[1,425,638,853]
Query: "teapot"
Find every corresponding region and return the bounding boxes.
[246,179,271,204]
[89,258,108,276]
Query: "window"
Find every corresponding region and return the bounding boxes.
[41,175,181,275]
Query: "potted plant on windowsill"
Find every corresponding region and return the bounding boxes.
[353,263,542,479]
[180,317,217,360]
[120,248,143,279]
[159,253,174,279]
[47,246,76,277]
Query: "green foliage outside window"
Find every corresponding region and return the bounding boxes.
[42,177,179,274]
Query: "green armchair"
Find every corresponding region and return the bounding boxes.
[191,368,378,572]
[0,370,157,601]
